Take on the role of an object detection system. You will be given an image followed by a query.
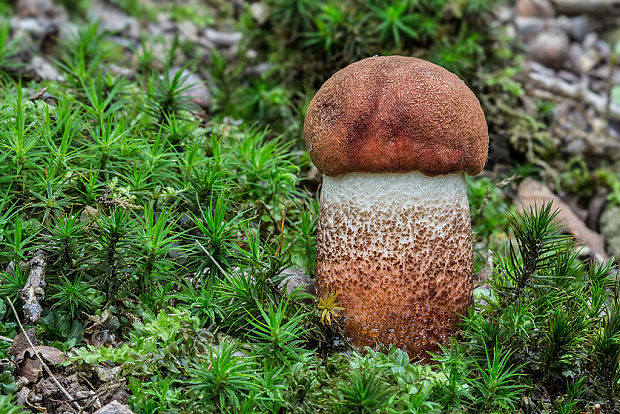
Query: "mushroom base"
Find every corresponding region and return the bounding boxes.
[317,171,473,359]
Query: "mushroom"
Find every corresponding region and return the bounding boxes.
[304,56,489,358]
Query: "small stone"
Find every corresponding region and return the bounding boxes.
[527,29,570,68]
[16,387,29,405]
[600,203,620,259]
[107,64,135,79]
[602,27,620,49]
[156,13,176,33]
[16,0,56,19]
[11,17,54,37]
[594,40,612,61]
[568,43,600,73]
[494,6,514,22]
[516,0,555,18]
[515,16,546,37]
[93,401,135,414]
[177,20,198,43]
[95,365,122,383]
[558,69,579,83]
[90,0,139,37]
[560,16,589,42]
[250,2,268,25]
[278,268,316,297]
[204,29,242,48]
[245,62,272,77]
[31,56,62,81]
[565,137,586,154]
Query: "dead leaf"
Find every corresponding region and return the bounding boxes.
[18,358,42,383]
[17,346,64,366]
[9,328,39,360]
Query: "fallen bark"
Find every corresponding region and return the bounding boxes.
[19,249,47,323]
[551,0,620,15]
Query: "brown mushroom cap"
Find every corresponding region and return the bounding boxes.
[304,55,489,177]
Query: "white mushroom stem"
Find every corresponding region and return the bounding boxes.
[316,171,473,356]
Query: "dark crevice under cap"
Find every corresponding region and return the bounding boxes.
[304,55,489,177]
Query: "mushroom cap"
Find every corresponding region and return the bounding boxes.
[304,55,489,177]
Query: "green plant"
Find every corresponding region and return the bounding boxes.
[493,203,568,305]
[46,213,85,271]
[188,340,259,411]
[589,302,620,411]
[596,170,620,205]
[335,364,394,414]
[146,67,197,126]
[468,347,525,413]
[369,0,420,49]
[192,195,247,278]
[49,275,95,319]
[0,394,20,414]
[92,208,136,303]
[135,205,179,292]
[246,300,311,366]
[0,20,24,79]
[56,22,109,89]
[0,83,39,188]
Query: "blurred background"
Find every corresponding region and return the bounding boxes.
[1,0,620,267]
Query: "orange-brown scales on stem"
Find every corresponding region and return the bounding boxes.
[304,55,489,359]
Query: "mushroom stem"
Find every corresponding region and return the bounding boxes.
[317,171,473,357]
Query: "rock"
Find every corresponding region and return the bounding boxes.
[95,365,122,383]
[278,268,316,297]
[515,16,547,37]
[245,62,272,77]
[16,387,29,405]
[204,29,242,48]
[568,43,600,74]
[495,5,514,22]
[156,13,176,33]
[250,2,269,25]
[551,0,620,15]
[31,56,63,81]
[89,0,140,38]
[168,67,211,111]
[558,69,579,83]
[93,401,135,414]
[11,17,55,38]
[600,203,620,259]
[107,64,135,79]
[516,178,609,261]
[16,0,57,19]
[565,137,587,155]
[594,39,612,61]
[561,16,590,42]
[516,0,555,18]
[527,29,570,68]
[177,20,199,43]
